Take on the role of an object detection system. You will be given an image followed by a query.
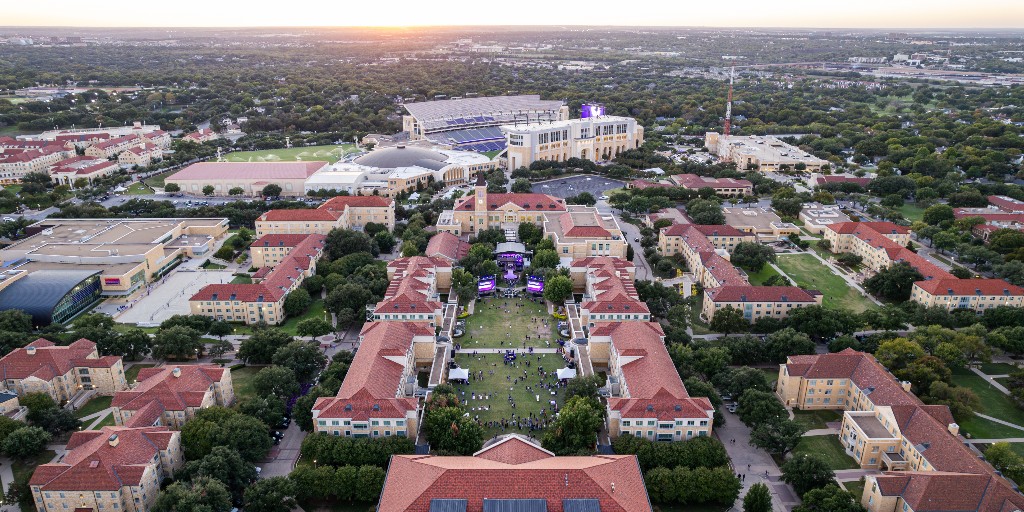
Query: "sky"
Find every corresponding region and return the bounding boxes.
[3,0,1024,29]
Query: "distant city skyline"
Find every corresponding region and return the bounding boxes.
[3,0,1024,29]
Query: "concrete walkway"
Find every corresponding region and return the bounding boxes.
[975,413,1024,433]
[454,348,560,354]
[81,408,116,430]
[971,367,1012,395]
[716,408,799,511]
[803,428,840,436]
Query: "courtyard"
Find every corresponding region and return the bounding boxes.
[111,269,235,325]
[775,254,876,314]
[458,296,560,349]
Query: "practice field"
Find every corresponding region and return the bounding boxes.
[451,352,568,438]
[776,254,876,314]
[460,296,559,349]
[224,144,357,164]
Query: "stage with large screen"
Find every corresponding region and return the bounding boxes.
[580,103,606,119]
[478,275,496,294]
[527,275,544,294]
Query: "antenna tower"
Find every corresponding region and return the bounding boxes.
[724,65,735,138]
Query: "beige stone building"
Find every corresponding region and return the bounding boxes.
[0,145,75,183]
[84,134,145,159]
[48,156,120,186]
[255,195,395,236]
[705,132,828,172]
[799,202,851,234]
[502,115,644,170]
[542,206,628,260]
[657,224,754,258]
[703,286,822,322]
[435,175,566,237]
[371,257,451,326]
[722,207,800,241]
[30,427,183,512]
[0,338,127,403]
[112,365,234,428]
[117,142,162,168]
[910,278,1024,311]
[668,174,753,197]
[165,161,328,197]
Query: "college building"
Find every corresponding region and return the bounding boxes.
[0,338,127,404]
[165,161,329,197]
[189,234,326,325]
[542,206,628,261]
[376,434,651,512]
[502,115,644,170]
[435,174,567,237]
[112,365,234,428]
[705,133,829,172]
[30,426,183,512]
[255,195,395,236]
[667,174,753,197]
[776,349,1024,512]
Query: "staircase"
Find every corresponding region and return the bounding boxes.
[502,222,519,242]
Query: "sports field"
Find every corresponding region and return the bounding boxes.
[224,144,358,164]
[776,254,876,314]
[460,296,560,349]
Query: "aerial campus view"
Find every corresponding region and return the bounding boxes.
[2,2,1024,512]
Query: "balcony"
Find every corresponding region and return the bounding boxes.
[882,451,908,471]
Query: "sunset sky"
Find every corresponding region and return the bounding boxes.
[2,0,1023,28]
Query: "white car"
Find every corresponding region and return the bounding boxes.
[598,195,609,200]
[1,217,13,222]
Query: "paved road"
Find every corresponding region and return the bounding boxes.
[259,421,305,478]
[716,408,798,511]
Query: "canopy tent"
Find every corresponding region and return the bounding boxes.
[449,368,469,381]
[556,367,577,380]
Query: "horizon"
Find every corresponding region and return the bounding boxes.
[2,0,1024,30]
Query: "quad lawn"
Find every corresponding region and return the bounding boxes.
[461,296,559,349]
[899,203,926,223]
[87,412,116,430]
[451,352,568,438]
[745,264,783,286]
[231,365,264,401]
[776,254,876,314]
[279,300,328,336]
[688,293,714,336]
[952,369,1024,438]
[124,363,156,383]
[230,275,253,284]
[791,409,843,431]
[979,362,1020,376]
[74,396,113,418]
[790,435,859,470]
[225,144,357,164]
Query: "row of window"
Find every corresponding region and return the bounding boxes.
[621,419,708,427]
[320,419,406,427]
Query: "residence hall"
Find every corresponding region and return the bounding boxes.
[823,221,1024,311]
[0,338,126,403]
[112,365,234,428]
[777,349,1024,512]
[164,161,328,197]
[254,195,395,236]
[189,234,326,325]
[667,173,753,197]
[377,434,651,512]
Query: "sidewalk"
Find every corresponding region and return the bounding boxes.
[970,367,1012,395]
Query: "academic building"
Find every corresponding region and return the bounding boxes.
[255,195,395,236]
[705,132,828,172]
[0,338,127,403]
[502,115,644,170]
[112,365,234,428]
[777,349,1024,512]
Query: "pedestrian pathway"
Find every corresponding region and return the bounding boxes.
[803,428,840,436]
[803,250,882,306]
[454,348,560,354]
[970,367,1011,395]
[964,437,1024,443]
[82,408,116,430]
[975,413,1024,432]
[716,408,797,511]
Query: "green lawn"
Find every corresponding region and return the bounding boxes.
[792,409,843,431]
[127,182,154,195]
[952,371,1024,438]
[4,184,22,195]
[842,478,866,501]
[776,254,876,314]
[791,435,859,470]
[461,297,557,349]
[125,363,155,383]
[87,412,116,430]
[232,366,264,402]
[688,295,714,336]
[483,150,503,159]
[899,203,926,223]
[745,264,783,286]
[280,300,328,336]
[451,352,567,438]
[225,144,356,164]
[74,396,113,419]
[143,169,177,189]
[201,260,227,269]
[979,362,1020,376]
[230,275,253,284]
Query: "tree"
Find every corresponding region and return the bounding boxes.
[325,229,375,259]
[736,389,787,427]
[229,187,244,196]
[875,338,926,372]
[764,328,816,363]
[743,483,773,512]
[709,306,747,335]
[373,230,396,253]
[238,329,294,364]
[793,484,867,512]
[922,204,955,226]
[517,222,544,247]
[2,427,50,460]
[731,242,776,272]
[421,386,484,455]
[272,341,327,383]
[451,268,478,307]
[817,239,832,252]
[750,419,806,455]
[531,249,560,269]
[355,465,387,502]
[541,396,603,455]
[984,443,1024,484]
[239,395,287,429]
[164,183,181,193]
[543,275,573,304]
[21,392,57,424]
[252,365,301,398]
[0,417,24,447]
[209,321,233,339]
[714,366,771,398]
[781,454,835,495]
[202,185,215,196]
[261,184,283,198]
[34,408,80,435]
[152,325,204,360]
[181,407,272,463]
[511,178,532,193]
[244,477,296,512]
[297,318,332,339]
[283,288,313,317]
[864,262,924,301]
[154,477,232,512]
[181,446,258,504]
[772,196,803,217]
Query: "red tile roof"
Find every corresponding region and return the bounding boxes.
[987,195,1024,213]
[874,471,1024,512]
[258,208,339,222]
[377,434,651,512]
[320,195,394,210]
[707,286,818,303]
[558,211,612,239]
[814,175,872,187]
[375,257,447,315]
[169,161,326,181]
[580,264,649,316]
[0,338,116,382]
[454,193,566,212]
[191,234,325,303]
[629,179,671,189]
[112,365,227,414]
[425,232,470,262]
[30,426,177,491]
[670,173,752,190]
[827,222,955,281]
[913,278,1024,297]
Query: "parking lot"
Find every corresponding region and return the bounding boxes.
[533,175,625,198]
[112,269,235,325]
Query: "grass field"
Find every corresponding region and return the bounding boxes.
[461,297,558,349]
[143,169,177,189]
[280,300,328,336]
[979,362,1020,376]
[791,435,859,470]
[230,275,253,284]
[232,366,264,401]
[225,144,357,164]
[688,294,714,336]
[88,412,116,430]
[952,370,1024,438]
[483,150,502,159]
[74,396,112,419]
[776,254,875,314]
[791,409,843,431]
[451,352,567,438]
[842,479,866,501]
[745,264,784,286]
[127,182,154,195]
[899,203,926,223]
[124,363,155,383]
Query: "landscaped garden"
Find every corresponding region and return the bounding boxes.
[73,396,112,419]
[231,365,263,402]
[279,300,328,336]
[791,409,843,431]
[776,254,876,314]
